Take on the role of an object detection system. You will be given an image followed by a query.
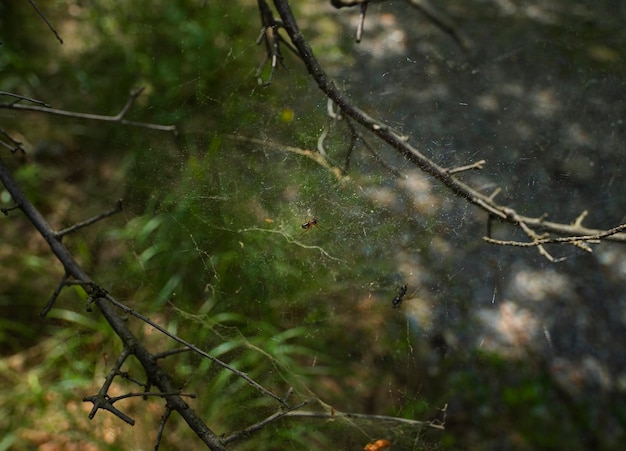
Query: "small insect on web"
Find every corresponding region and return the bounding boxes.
[392,284,408,308]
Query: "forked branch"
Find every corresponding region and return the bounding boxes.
[0,87,178,134]
[269,0,626,261]
[0,156,226,450]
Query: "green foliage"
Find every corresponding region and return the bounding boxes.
[439,350,607,450]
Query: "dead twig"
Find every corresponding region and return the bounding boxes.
[27,0,63,44]
[0,87,178,134]
[447,160,486,175]
[223,399,315,445]
[256,0,300,86]
[0,128,26,154]
[484,223,626,249]
[269,0,626,264]
[0,91,50,107]
[56,199,123,239]
[0,155,226,450]
[40,273,70,317]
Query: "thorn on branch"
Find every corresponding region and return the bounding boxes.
[83,393,136,425]
[0,204,20,216]
[155,407,172,451]
[40,273,70,317]
[117,370,148,389]
[488,187,501,201]
[446,159,486,175]
[574,210,588,227]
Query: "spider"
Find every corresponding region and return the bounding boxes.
[301,217,321,233]
[392,284,408,309]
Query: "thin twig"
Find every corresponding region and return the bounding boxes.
[0,91,50,107]
[484,223,626,248]
[516,215,556,261]
[447,159,486,174]
[0,88,178,134]
[27,0,63,44]
[256,0,300,86]
[0,156,226,450]
[283,408,443,429]
[225,134,349,183]
[342,116,360,172]
[154,407,172,451]
[0,204,20,215]
[40,273,70,317]
[406,0,473,52]
[0,128,25,153]
[56,199,123,239]
[223,400,315,445]
[154,347,192,360]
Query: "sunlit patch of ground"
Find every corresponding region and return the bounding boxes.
[476,300,540,358]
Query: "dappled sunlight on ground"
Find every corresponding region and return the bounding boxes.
[476,300,540,358]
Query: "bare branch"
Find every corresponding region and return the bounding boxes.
[255,0,300,86]
[83,393,136,426]
[155,407,173,451]
[0,156,227,450]
[330,0,385,9]
[484,223,626,249]
[154,347,192,360]
[40,273,70,317]
[0,87,178,134]
[270,0,626,252]
[331,0,472,51]
[56,199,123,239]
[0,91,50,107]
